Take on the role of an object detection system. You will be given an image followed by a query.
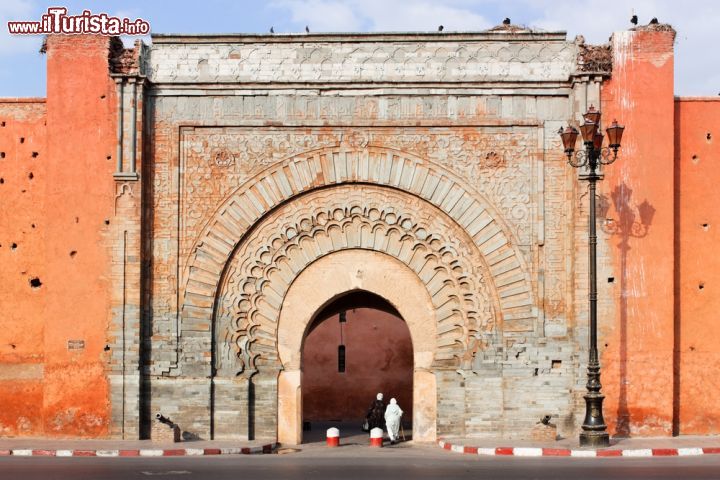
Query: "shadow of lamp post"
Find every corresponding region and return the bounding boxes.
[559,106,625,447]
[602,187,655,436]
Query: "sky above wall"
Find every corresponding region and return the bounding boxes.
[0,0,718,97]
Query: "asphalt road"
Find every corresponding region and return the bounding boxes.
[3,444,720,480]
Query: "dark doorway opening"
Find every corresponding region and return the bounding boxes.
[302,291,413,436]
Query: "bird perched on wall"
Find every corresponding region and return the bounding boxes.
[270,26,274,34]
[305,25,310,33]
[503,17,511,25]
[630,14,638,25]
[438,25,444,32]
[649,17,659,24]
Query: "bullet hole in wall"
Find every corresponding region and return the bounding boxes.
[28,172,33,180]
[692,154,699,164]
[69,250,77,258]
[690,346,696,351]
[703,223,710,231]
[11,242,17,250]
[104,219,110,225]
[533,368,539,376]
[699,282,705,290]
[106,155,111,161]
[29,277,42,288]
[708,132,712,142]
[1,152,5,158]
[0,178,4,184]
[1,121,5,127]
[75,217,79,223]
[31,223,35,228]
[551,360,562,369]
[607,277,615,283]
[104,345,110,351]
[100,94,106,99]
[31,152,38,158]
[19,137,24,144]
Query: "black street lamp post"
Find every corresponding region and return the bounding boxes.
[559,106,625,447]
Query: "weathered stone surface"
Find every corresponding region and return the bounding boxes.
[531,422,558,442]
[139,31,585,442]
[151,421,180,443]
[148,33,576,84]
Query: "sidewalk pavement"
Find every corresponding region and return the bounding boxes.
[0,438,277,457]
[3,432,720,459]
[438,435,720,458]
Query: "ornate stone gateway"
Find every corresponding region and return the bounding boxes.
[180,142,538,441]
[210,179,508,442]
[114,29,607,442]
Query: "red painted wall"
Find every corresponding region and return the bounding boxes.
[1,29,719,440]
[0,35,116,437]
[0,99,47,436]
[675,98,720,434]
[302,308,413,422]
[43,34,116,437]
[601,28,676,437]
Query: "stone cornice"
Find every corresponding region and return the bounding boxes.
[152,31,568,44]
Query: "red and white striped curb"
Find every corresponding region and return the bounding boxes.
[438,440,720,458]
[0,443,277,457]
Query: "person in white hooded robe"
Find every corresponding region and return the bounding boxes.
[384,398,403,444]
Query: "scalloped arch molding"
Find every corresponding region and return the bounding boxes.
[182,147,535,342]
[178,147,538,442]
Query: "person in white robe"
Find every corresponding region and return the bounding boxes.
[384,398,403,444]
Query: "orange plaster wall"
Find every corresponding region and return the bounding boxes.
[0,99,47,436]
[42,35,116,437]
[302,309,414,422]
[0,35,116,437]
[675,98,720,434]
[601,29,676,437]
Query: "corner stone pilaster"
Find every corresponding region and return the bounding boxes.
[107,39,146,438]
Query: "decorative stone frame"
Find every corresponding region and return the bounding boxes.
[182,147,535,343]
[176,147,537,441]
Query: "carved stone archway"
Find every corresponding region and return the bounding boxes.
[211,184,509,440]
[215,185,498,375]
[277,249,438,444]
[183,147,535,353]
[181,148,539,441]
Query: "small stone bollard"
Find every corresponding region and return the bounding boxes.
[370,427,383,447]
[326,427,340,447]
[530,422,557,442]
[152,413,181,443]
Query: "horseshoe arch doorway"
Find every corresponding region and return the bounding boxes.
[276,249,438,445]
[301,290,413,440]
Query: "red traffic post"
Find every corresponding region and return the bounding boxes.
[370,427,383,447]
[326,427,340,447]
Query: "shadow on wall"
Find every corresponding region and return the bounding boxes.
[600,182,656,437]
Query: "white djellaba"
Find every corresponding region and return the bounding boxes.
[384,398,403,443]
